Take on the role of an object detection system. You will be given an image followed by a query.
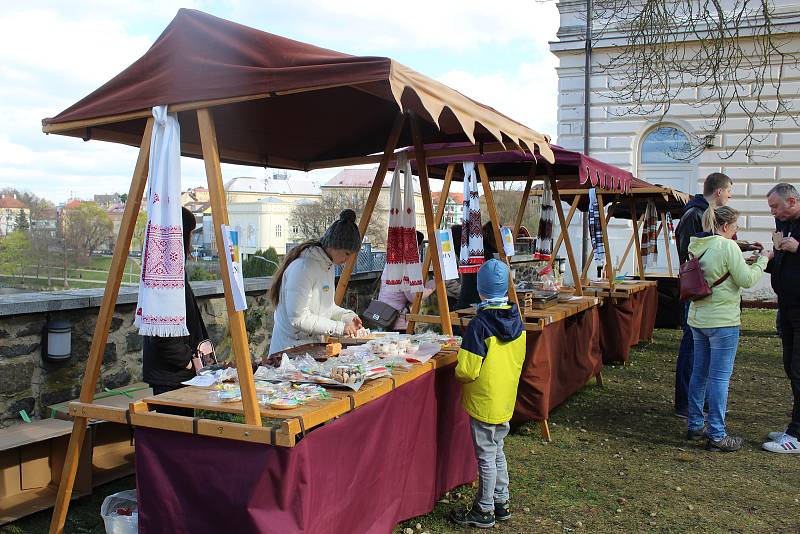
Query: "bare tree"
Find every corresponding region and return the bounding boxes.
[290,190,388,248]
[573,0,800,158]
[63,202,113,257]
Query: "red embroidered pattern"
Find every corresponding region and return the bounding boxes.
[138,315,186,325]
[141,223,185,289]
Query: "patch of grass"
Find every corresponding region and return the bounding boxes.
[397,308,799,533]
[3,310,797,534]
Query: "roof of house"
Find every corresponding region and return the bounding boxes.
[0,196,27,209]
[63,199,82,210]
[224,176,321,197]
[323,168,421,193]
[432,192,464,204]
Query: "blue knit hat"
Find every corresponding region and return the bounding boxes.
[477,259,509,300]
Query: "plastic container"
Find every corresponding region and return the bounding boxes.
[101,489,138,534]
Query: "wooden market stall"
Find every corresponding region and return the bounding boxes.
[39,9,556,534]
[542,178,689,362]
[370,144,644,439]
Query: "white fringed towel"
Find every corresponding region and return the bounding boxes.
[383,153,423,292]
[134,106,188,337]
[459,162,484,274]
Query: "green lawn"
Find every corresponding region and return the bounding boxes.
[2,309,797,534]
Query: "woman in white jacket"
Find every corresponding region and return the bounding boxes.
[268,209,363,354]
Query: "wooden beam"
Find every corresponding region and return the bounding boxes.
[197,108,261,427]
[335,112,405,305]
[407,163,454,333]
[49,118,155,534]
[410,114,453,335]
[616,212,644,272]
[630,198,645,280]
[477,163,521,310]
[512,164,537,237]
[547,195,581,269]
[595,191,615,287]
[549,168,583,296]
[661,212,674,276]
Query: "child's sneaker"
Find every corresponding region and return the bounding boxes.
[686,426,706,441]
[450,507,495,529]
[762,433,800,454]
[494,501,512,521]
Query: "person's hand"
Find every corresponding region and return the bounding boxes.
[752,241,764,251]
[343,321,359,337]
[352,316,363,329]
[779,237,799,253]
[767,249,775,260]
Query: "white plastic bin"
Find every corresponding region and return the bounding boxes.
[100,489,138,534]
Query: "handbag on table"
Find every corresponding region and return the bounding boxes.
[361,300,400,330]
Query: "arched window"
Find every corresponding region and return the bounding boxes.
[275,224,282,237]
[640,126,692,164]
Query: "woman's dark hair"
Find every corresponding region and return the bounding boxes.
[268,241,322,307]
[181,207,196,256]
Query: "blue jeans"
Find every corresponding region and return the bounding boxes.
[688,326,740,441]
[469,418,510,512]
[674,302,693,414]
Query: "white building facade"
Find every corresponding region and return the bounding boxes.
[550,0,800,300]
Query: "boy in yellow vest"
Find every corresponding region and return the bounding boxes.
[450,259,526,529]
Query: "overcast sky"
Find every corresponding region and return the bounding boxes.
[0,1,560,204]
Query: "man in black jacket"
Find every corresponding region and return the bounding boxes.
[673,172,733,418]
[142,207,208,415]
[763,183,800,453]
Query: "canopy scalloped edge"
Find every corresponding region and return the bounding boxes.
[389,61,555,165]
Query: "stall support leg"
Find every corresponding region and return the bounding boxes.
[616,214,643,273]
[49,118,155,534]
[478,163,521,311]
[547,196,581,270]
[540,419,552,442]
[512,166,536,238]
[548,170,582,296]
[410,114,452,335]
[335,112,405,305]
[198,108,261,426]
[661,212,674,276]
[407,164,454,334]
[596,372,604,387]
[595,192,614,287]
[629,198,645,280]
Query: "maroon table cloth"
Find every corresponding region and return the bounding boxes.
[513,307,603,423]
[598,285,658,364]
[135,365,476,534]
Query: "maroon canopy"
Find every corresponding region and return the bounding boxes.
[42,9,553,168]
[397,143,637,192]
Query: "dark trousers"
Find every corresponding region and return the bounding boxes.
[151,384,194,417]
[778,306,800,438]
[674,301,693,414]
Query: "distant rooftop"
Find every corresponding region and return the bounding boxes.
[225,176,321,196]
[324,168,420,193]
[0,196,27,209]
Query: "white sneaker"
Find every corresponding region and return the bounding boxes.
[762,433,800,454]
[767,430,786,442]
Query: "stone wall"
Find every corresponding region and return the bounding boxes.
[0,273,380,428]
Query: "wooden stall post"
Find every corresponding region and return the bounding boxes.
[197,108,261,427]
[410,114,453,335]
[407,164,454,333]
[49,118,155,534]
[335,113,405,305]
[661,212,674,276]
[547,196,581,270]
[629,198,645,280]
[548,166,583,296]
[616,213,644,273]
[512,165,536,238]
[477,163,521,309]
[595,191,615,287]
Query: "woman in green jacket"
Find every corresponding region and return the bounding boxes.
[686,206,769,452]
